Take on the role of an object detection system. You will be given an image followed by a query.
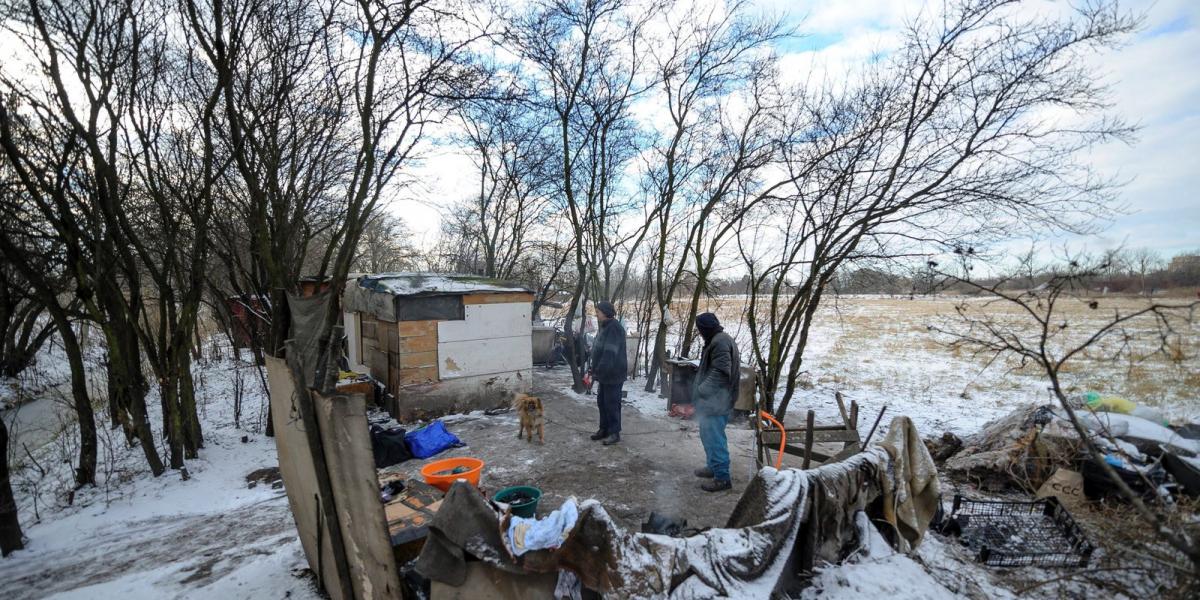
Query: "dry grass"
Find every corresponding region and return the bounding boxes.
[682,293,1200,422]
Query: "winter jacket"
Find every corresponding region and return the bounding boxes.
[692,331,740,416]
[589,318,628,385]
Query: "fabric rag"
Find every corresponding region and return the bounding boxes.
[875,416,941,552]
[507,499,580,556]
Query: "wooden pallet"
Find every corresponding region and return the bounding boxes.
[756,391,861,470]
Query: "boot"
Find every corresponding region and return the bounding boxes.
[701,479,732,493]
[694,467,714,478]
[602,433,621,446]
[590,429,607,441]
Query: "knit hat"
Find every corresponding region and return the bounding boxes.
[696,312,721,330]
[595,301,617,318]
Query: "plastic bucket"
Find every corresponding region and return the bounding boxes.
[420,457,484,492]
[493,486,542,518]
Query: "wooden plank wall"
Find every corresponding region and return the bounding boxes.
[357,311,441,397]
[396,320,439,384]
[265,357,350,600]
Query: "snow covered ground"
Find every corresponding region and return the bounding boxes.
[1,343,320,599]
[3,295,1194,598]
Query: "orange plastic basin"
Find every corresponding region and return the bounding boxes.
[420,457,484,492]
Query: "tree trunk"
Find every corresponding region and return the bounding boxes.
[53,316,97,487]
[178,350,202,457]
[105,322,164,476]
[0,416,24,556]
[643,322,668,392]
[563,280,588,393]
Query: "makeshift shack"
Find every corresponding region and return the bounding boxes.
[224,294,267,349]
[343,273,535,421]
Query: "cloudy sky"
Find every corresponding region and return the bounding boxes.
[397,0,1199,260]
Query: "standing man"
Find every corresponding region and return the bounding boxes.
[588,301,627,446]
[692,312,740,492]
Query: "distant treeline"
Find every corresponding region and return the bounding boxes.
[827,250,1200,295]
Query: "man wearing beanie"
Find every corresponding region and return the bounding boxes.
[692,312,740,492]
[588,300,627,445]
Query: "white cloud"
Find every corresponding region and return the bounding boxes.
[399,0,1200,259]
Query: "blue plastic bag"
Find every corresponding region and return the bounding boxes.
[405,420,465,459]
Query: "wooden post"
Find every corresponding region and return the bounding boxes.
[835,391,849,427]
[802,410,815,470]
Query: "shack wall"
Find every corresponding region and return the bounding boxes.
[389,369,532,422]
[351,291,535,422]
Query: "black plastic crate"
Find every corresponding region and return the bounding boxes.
[949,495,1094,568]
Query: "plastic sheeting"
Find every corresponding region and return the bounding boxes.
[405,421,465,459]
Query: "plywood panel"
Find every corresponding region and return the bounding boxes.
[399,365,439,384]
[399,350,437,368]
[385,325,400,353]
[345,312,366,372]
[313,390,403,599]
[366,347,388,382]
[265,357,349,600]
[437,335,532,379]
[437,302,532,343]
[360,314,378,341]
[395,295,464,321]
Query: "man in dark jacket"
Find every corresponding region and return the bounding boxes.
[588,301,627,446]
[692,312,740,492]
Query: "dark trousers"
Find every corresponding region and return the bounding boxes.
[596,382,623,435]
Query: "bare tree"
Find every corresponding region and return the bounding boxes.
[507,0,658,391]
[640,0,789,387]
[449,94,556,279]
[1,0,168,475]
[740,0,1138,422]
[0,171,97,486]
[354,212,419,274]
[185,0,356,367]
[186,0,493,397]
[0,415,21,556]
[1128,247,1163,295]
[0,264,53,378]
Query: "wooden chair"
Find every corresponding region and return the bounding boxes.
[756,392,862,470]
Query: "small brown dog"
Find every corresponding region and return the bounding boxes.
[514,393,544,445]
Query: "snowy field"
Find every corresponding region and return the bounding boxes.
[1,294,1195,598]
[618,295,1200,436]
